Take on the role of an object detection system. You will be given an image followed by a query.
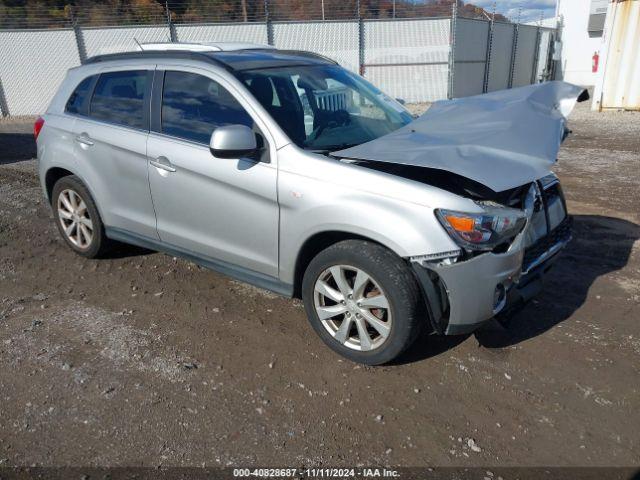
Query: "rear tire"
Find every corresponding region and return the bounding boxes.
[302,240,424,365]
[51,175,111,258]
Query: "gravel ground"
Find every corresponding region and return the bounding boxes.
[0,100,639,469]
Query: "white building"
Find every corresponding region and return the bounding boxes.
[592,0,639,110]
[556,0,607,86]
[510,0,637,110]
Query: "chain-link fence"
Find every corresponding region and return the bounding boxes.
[449,12,557,100]
[0,0,512,29]
[0,2,557,116]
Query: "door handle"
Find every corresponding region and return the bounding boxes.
[150,157,176,173]
[75,133,94,146]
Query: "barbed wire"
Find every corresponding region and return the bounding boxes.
[0,0,543,30]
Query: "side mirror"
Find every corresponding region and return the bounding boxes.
[210,125,257,159]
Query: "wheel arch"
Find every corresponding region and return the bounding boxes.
[292,230,399,298]
[45,167,75,204]
[45,167,107,229]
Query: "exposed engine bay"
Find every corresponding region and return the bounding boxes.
[347,160,531,208]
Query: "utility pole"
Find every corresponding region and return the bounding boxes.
[165,0,177,42]
[70,6,88,63]
[448,0,458,99]
[264,0,273,45]
[241,0,248,22]
[482,1,496,93]
[357,0,364,76]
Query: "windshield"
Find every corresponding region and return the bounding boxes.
[236,64,413,152]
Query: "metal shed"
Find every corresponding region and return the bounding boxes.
[592,0,640,111]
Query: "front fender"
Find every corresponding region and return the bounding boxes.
[277,172,459,285]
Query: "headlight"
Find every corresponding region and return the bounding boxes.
[435,204,527,252]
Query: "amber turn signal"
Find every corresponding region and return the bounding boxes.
[444,214,474,233]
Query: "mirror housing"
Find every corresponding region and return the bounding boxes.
[210,125,257,159]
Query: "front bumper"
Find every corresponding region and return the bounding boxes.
[413,213,572,336]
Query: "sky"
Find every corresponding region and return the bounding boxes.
[471,0,557,22]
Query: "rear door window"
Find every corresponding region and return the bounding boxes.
[89,70,149,130]
[161,71,254,144]
[65,75,95,115]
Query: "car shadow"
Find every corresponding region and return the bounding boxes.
[393,330,469,365]
[0,132,36,165]
[102,243,153,259]
[395,214,640,364]
[628,469,640,480]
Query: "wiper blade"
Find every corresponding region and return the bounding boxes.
[327,143,360,153]
[306,143,361,154]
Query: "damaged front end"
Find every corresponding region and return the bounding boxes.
[334,81,588,192]
[331,81,585,335]
[411,175,572,335]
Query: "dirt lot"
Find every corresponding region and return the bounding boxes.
[0,101,639,469]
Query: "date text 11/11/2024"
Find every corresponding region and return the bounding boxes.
[233,468,401,477]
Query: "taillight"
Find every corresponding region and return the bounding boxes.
[34,116,45,141]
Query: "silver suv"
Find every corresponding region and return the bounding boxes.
[36,42,584,364]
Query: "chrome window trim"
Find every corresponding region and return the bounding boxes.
[66,111,150,136]
[146,130,275,169]
[148,129,210,149]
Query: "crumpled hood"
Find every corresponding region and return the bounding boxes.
[334,81,586,192]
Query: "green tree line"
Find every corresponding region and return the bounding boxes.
[0,0,508,29]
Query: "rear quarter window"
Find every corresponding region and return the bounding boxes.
[89,70,149,130]
[65,75,95,115]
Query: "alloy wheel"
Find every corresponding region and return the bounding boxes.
[57,188,94,249]
[313,265,392,351]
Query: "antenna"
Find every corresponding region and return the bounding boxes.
[133,37,143,51]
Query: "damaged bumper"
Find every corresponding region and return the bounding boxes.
[414,247,524,335]
[413,222,571,335]
[412,186,572,336]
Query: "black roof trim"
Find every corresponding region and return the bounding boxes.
[84,48,337,72]
[270,49,338,65]
[84,50,233,71]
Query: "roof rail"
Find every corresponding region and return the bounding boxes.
[138,41,275,52]
[84,48,338,71]
[84,50,233,70]
[139,42,220,52]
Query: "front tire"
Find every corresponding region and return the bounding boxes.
[302,240,425,365]
[51,175,110,258]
